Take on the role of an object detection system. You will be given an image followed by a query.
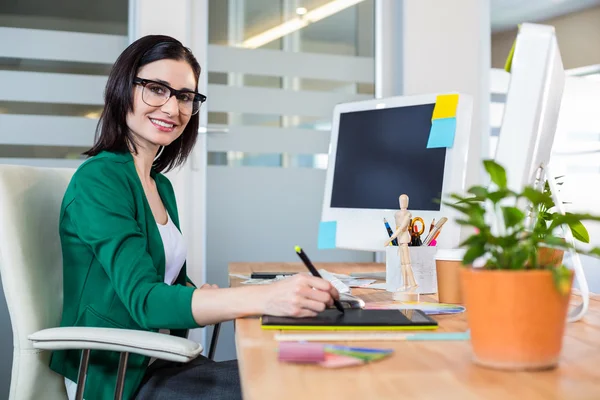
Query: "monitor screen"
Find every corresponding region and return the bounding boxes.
[330,104,446,211]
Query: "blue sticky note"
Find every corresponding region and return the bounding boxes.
[427,117,456,148]
[318,221,337,249]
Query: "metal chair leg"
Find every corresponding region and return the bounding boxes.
[114,352,129,400]
[75,349,90,400]
[208,323,221,360]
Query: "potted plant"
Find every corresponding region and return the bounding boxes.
[445,160,600,371]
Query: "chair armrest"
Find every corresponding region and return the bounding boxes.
[28,327,203,363]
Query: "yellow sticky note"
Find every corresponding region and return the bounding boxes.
[432,94,459,120]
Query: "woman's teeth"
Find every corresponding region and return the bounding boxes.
[151,119,174,128]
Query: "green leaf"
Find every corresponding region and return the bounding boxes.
[463,245,486,265]
[509,248,529,270]
[468,186,488,199]
[522,187,551,207]
[443,201,468,213]
[502,206,525,229]
[488,189,513,204]
[461,234,487,247]
[468,212,487,230]
[552,265,572,296]
[542,235,567,248]
[504,35,516,73]
[539,211,552,222]
[568,220,590,243]
[455,196,485,204]
[483,160,507,189]
[454,218,473,226]
[549,213,599,238]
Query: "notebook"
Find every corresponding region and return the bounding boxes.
[261,309,438,331]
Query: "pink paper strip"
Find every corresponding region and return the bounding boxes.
[278,342,325,363]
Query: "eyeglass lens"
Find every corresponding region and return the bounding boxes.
[142,81,200,115]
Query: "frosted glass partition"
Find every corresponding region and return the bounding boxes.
[0,28,126,167]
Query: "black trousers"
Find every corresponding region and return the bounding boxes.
[135,356,242,399]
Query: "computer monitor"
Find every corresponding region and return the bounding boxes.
[494,23,589,322]
[494,23,565,192]
[320,93,473,252]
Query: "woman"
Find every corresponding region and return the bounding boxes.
[50,35,338,400]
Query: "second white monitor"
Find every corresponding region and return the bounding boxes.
[321,93,473,252]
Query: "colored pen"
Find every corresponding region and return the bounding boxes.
[294,246,345,314]
[383,218,398,246]
[428,230,442,246]
[428,218,436,236]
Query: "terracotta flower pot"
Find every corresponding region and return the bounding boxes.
[461,268,573,371]
[537,247,565,267]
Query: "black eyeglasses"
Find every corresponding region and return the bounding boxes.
[133,77,207,116]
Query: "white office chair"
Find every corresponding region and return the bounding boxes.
[0,164,203,400]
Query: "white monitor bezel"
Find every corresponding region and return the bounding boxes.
[321,93,473,252]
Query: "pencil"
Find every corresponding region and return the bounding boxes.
[383,218,398,246]
[428,218,436,236]
[294,246,345,314]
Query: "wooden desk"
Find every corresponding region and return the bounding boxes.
[230,262,600,400]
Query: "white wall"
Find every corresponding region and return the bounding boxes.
[492,6,600,69]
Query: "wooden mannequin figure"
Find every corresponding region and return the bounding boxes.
[384,194,419,301]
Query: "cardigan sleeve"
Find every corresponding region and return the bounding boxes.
[67,160,200,330]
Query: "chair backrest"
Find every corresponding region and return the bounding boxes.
[0,164,75,400]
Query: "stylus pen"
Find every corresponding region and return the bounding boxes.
[294,246,345,314]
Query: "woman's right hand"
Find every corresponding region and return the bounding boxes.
[261,274,339,318]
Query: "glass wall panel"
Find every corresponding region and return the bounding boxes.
[0,0,128,165]
[206,0,374,168]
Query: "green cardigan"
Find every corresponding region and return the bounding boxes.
[49,151,200,400]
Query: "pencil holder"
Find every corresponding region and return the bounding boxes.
[385,246,438,294]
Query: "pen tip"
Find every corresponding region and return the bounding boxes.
[294,245,301,253]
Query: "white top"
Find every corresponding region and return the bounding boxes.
[64,211,187,400]
[157,211,187,285]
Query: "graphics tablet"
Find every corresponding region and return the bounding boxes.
[261,309,438,330]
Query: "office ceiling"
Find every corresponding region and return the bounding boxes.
[1,0,600,37]
[491,0,600,32]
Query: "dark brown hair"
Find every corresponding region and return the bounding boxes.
[84,35,201,173]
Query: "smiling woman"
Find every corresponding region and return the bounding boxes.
[49,34,339,400]
[49,35,243,400]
